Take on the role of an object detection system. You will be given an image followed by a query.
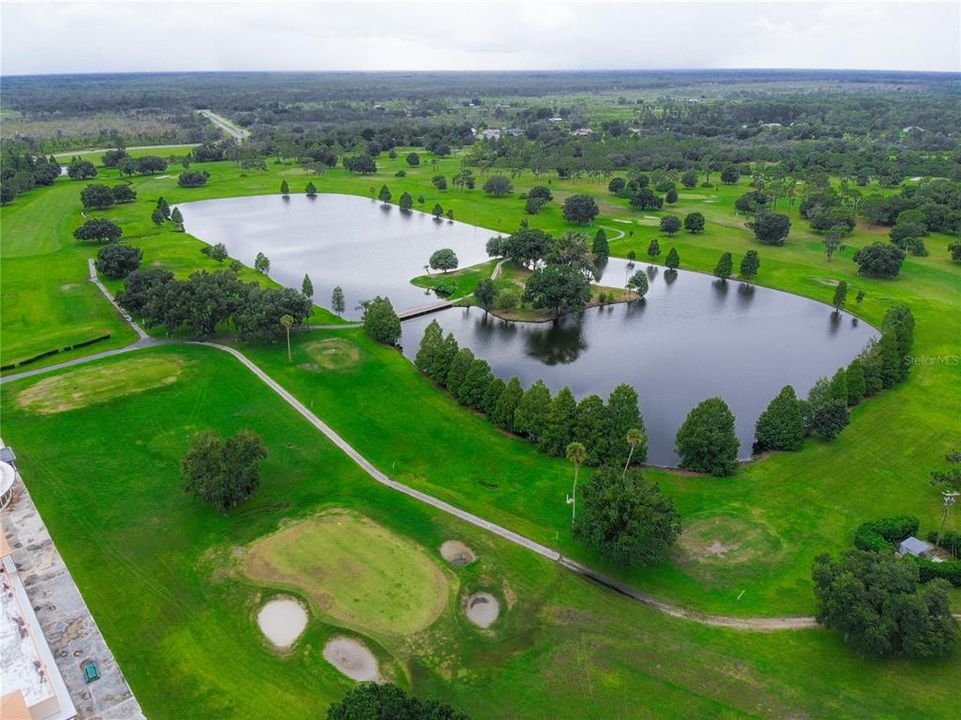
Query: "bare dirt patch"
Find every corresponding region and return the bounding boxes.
[323,636,381,682]
[440,540,476,566]
[673,514,783,588]
[301,339,361,371]
[16,356,185,415]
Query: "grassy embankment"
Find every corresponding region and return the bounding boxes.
[1,149,958,619]
[2,344,959,720]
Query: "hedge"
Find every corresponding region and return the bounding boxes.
[853,515,920,552]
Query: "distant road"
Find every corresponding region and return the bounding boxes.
[53,143,199,159]
[197,109,250,142]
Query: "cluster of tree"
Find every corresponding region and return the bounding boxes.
[74,217,123,243]
[343,155,377,174]
[523,185,553,215]
[362,296,401,345]
[327,682,469,720]
[754,305,915,454]
[0,146,62,203]
[181,429,267,514]
[66,157,97,180]
[79,182,137,210]
[95,244,142,280]
[152,196,184,229]
[116,155,168,177]
[813,550,958,658]
[710,249,760,282]
[862,179,961,239]
[573,465,681,567]
[415,320,648,467]
[116,268,312,339]
[178,170,210,187]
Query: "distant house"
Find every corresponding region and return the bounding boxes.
[898,536,936,558]
[505,128,524,137]
[902,126,925,133]
[548,117,564,123]
[760,122,783,128]
[477,128,502,141]
[571,128,594,137]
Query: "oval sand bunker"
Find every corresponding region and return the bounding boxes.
[440,540,476,566]
[323,637,381,682]
[465,592,500,628]
[257,598,308,649]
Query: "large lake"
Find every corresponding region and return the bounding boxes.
[181,193,495,320]
[182,194,878,466]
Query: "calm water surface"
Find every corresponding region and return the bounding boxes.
[401,260,878,465]
[181,193,495,320]
[181,194,877,466]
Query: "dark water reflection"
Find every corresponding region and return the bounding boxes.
[402,262,878,466]
[180,193,495,320]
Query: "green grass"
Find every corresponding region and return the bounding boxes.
[244,510,450,636]
[2,344,960,720]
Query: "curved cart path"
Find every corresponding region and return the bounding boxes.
[6,270,957,630]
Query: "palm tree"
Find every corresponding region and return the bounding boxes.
[624,427,644,475]
[565,441,587,524]
[280,314,294,362]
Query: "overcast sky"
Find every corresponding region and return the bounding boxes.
[2,1,959,76]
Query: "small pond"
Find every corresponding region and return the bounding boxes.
[181,193,495,320]
[181,194,877,466]
[401,260,878,465]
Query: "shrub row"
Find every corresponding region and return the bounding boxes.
[0,333,112,371]
[916,558,961,587]
[853,515,920,552]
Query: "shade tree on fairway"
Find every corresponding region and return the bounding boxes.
[659,215,681,235]
[67,158,97,180]
[306,181,318,197]
[399,191,413,211]
[483,175,513,197]
[181,429,267,514]
[562,194,600,225]
[178,170,210,187]
[647,238,660,259]
[573,466,681,567]
[280,179,290,197]
[675,397,739,476]
[630,188,663,211]
[683,212,705,233]
[749,212,791,246]
[95,244,142,280]
[853,242,905,278]
[170,207,184,231]
[429,248,459,273]
[80,183,118,210]
[362,296,401,346]
[74,218,123,244]
[812,550,958,658]
[378,184,392,204]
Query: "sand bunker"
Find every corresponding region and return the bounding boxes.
[257,598,308,649]
[440,540,476,566]
[323,637,381,682]
[465,592,500,628]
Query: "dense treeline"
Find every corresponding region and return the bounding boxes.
[414,319,648,468]
[116,268,311,339]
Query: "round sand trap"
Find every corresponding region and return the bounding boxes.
[323,637,381,682]
[465,592,500,628]
[257,598,308,649]
[440,540,476,566]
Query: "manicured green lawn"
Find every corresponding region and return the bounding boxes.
[2,344,959,720]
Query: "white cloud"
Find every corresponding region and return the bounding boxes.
[1,1,958,75]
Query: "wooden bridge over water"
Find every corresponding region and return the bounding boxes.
[397,300,454,321]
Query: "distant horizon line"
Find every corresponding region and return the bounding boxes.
[3,67,959,80]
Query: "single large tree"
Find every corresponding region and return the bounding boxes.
[95,244,142,280]
[750,213,791,246]
[853,242,905,278]
[523,265,591,318]
[683,212,705,233]
[665,247,681,270]
[562,194,600,225]
[739,250,761,280]
[474,279,496,314]
[361,296,401,346]
[74,218,123,244]
[331,286,346,317]
[812,550,958,658]
[573,466,681,567]
[80,183,115,209]
[301,274,314,301]
[483,175,513,197]
[254,252,270,275]
[659,215,681,235]
[429,248,459,273]
[378,184,392,205]
[182,429,267,514]
[832,280,848,313]
[675,397,739,476]
[754,385,805,452]
[565,442,587,523]
[714,252,734,280]
[327,682,469,720]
